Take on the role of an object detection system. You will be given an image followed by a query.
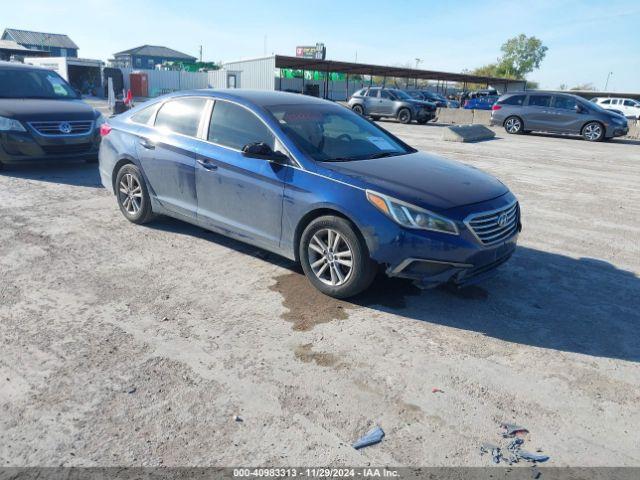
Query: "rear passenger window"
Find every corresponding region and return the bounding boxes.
[528,95,551,107]
[154,98,207,137]
[500,95,525,106]
[208,100,274,150]
[366,89,379,98]
[553,96,577,110]
[130,105,155,125]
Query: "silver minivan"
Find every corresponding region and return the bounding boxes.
[490,92,628,141]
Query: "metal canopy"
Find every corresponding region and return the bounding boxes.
[274,55,522,87]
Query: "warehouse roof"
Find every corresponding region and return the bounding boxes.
[2,29,78,49]
[114,45,197,60]
[274,55,524,87]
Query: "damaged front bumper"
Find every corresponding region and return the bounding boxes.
[387,238,517,289]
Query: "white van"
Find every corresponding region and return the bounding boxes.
[591,97,640,119]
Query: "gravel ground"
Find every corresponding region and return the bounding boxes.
[1,117,639,467]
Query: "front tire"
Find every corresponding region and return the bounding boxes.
[582,121,605,142]
[504,116,523,134]
[299,216,376,299]
[352,104,364,115]
[397,108,412,124]
[115,164,153,224]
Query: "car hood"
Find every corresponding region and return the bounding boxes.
[0,99,96,121]
[318,151,508,212]
[408,99,436,108]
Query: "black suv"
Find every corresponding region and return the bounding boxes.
[347,87,436,124]
[0,61,104,168]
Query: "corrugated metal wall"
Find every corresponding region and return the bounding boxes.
[120,68,211,97]
[221,56,276,90]
[276,78,368,101]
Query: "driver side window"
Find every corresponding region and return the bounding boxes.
[208,100,275,150]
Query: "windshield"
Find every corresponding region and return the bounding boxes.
[0,68,79,99]
[392,90,413,100]
[266,103,413,162]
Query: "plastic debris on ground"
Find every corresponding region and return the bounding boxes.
[233,415,243,422]
[479,423,550,465]
[431,388,444,394]
[352,426,385,450]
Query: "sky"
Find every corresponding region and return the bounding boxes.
[3,0,639,91]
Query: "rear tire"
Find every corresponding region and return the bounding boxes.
[115,164,153,224]
[504,116,523,134]
[582,121,605,142]
[397,108,412,124]
[299,215,376,299]
[352,104,364,115]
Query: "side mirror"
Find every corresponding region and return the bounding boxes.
[242,142,288,162]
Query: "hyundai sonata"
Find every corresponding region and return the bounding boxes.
[99,90,521,298]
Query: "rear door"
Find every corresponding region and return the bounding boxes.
[364,88,382,114]
[523,94,553,131]
[195,99,288,250]
[136,97,207,219]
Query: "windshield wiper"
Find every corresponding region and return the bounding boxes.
[367,151,398,159]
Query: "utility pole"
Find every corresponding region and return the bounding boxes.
[604,71,613,91]
[263,35,267,56]
[415,58,422,69]
[199,45,202,63]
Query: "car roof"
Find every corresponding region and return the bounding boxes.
[0,60,50,71]
[168,88,333,107]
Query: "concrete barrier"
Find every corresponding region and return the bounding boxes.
[442,124,496,143]
[627,121,640,139]
[472,110,492,125]
[435,108,493,126]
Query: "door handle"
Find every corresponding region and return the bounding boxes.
[197,157,218,171]
[139,138,155,150]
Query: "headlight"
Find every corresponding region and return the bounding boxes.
[366,190,459,235]
[0,115,26,132]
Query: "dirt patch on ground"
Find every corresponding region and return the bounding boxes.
[268,271,349,331]
[269,271,422,330]
[294,343,341,368]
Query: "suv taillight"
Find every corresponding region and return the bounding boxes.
[492,105,502,111]
[99,124,112,137]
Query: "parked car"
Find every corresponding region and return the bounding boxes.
[491,91,629,141]
[406,90,460,109]
[591,97,640,119]
[464,95,499,110]
[0,61,105,169]
[348,87,436,124]
[99,90,521,298]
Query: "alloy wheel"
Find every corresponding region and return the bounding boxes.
[307,228,353,286]
[118,173,143,215]
[505,117,521,133]
[583,123,602,141]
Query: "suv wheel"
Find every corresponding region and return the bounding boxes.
[352,104,364,115]
[115,164,153,224]
[299,215,376,299]
[397,108,412,124]
[504,116,523,134]
[582,121,605,142]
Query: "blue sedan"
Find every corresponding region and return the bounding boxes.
[99,90,520,298]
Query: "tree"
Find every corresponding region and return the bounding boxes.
[570,83,596,91]
[469,34,548,82]
[499,34,548,78]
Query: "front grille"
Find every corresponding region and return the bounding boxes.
[41,143,93,155]
[28,120,94,136]
[465,201,519,246]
